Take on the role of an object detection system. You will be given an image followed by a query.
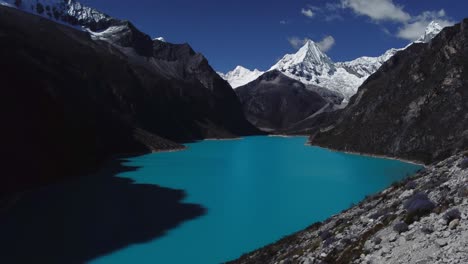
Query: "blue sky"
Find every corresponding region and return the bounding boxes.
[80,0,467,73]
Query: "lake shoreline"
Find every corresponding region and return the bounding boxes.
[306,143,427,167]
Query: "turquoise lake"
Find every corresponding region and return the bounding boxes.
[90,136,422,264]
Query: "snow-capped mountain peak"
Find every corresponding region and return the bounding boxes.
[218,66,264,88]
[270,40,334,72]
[0,0,111,29]
[263,21,447,102]
[268,39,369,99]
[415,21,443,43]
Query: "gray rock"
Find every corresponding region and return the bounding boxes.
[389,233,398,242]
[443,231,451,238]
[449,219,460,230]
[381,247,390,255]
[436,239,448,247]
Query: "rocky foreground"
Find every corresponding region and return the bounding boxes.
[230,153,468,264]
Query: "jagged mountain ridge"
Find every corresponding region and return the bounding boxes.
[270,22,443,101]
[270,39,365,101]
[222,22,444,101]
[1,0,158,56]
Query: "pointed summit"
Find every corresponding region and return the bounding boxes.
[268,39,348,95]
[271,40,333,71]
[298,39,333,65]
[415,21,443,43]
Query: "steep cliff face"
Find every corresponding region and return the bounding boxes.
[311,19,468,164]
[0,6,258,196]
[235,70,328,131]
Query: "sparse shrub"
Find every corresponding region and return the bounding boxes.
[444,208,461,222]
[421,225,434,234]
[369,208,389,220]
[372,236,382,245]
[319,230,332,241]
[323,236,336,247]
[404,192,436,214]
[391,180,404,188]
[403,192,436,224]
[459,158,468,169]
[306,221,322,231]
[405,181,417,190]
[458,184,468,198]
[341,237,352,245]
[393,222,409,233]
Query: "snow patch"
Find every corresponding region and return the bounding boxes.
[218,66,264,88]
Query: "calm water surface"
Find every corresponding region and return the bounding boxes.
[91,136,422,264]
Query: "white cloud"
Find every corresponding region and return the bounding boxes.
[288,37,308,49]
[339,0,454,41]
[341,0,411,22]
[288,36,336,52]
[317,36,336,52]
[301,8,314,18]
[280,20,287,25]
[325,3,342,11]
[397,9,455,41]
[325,14,343,22]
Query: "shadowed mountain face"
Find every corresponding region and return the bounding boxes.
[0,158,206,264]
[236,70,328,131]
[311,19,468,164]
[0,6,258,196]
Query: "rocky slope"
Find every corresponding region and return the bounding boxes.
[218,66,264,88]
[311,19,468,164]
[235,71,328,131]
[0,5,258,197]
[231,153,468,264]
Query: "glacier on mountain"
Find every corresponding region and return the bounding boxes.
[223,21,445,102]
[271,22,444,101]
[218,66,264,88]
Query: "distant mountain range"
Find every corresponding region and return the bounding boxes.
[220,21,444,101]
